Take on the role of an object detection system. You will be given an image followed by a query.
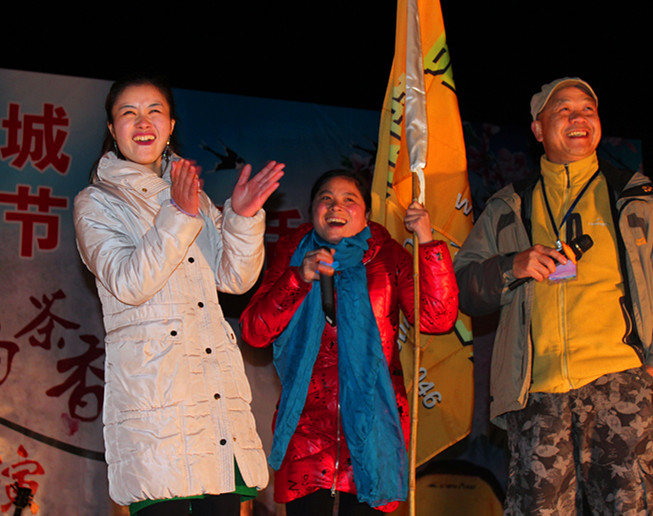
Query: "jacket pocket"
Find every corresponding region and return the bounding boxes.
[227,400,265,450]
[104,404,182,465]
[104,318,184,418]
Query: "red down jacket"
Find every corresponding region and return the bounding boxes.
[239,221,458,511]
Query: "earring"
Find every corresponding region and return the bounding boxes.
[162,138,171,168]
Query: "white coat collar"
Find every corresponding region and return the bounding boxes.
[95,152,171,201]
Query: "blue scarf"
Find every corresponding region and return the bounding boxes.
[268,226,408,507]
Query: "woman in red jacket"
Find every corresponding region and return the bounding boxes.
[240,169,458,515]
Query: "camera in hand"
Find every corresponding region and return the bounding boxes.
[509,234,594,290]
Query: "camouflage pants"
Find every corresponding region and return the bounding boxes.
[504,367,653,516]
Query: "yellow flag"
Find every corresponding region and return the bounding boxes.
[371,0,474,467]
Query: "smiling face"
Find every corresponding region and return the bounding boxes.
[531,85,601,164]
[108,83,175,175]
[311,176,369,244]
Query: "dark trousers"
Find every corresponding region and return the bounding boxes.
[285,489,382,516]
[134,493,241,516]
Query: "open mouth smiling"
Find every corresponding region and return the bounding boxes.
[567,130,589,138]
[133,134,155,143]
[326,216,346,227]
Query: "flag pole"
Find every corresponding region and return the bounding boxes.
[409,175,421,516]
[405,0,427,513]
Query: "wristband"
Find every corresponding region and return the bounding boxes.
[170,198,198,218]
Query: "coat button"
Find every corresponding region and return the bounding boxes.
[198,302,204,308]
[205,347,212,354]
[170,330,177,336]
[188,257,195,263]
[220,439,227,445]
[214,393,221,399]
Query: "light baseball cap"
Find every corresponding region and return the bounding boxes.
[530,77,598,121]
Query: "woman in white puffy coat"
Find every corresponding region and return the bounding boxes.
[73,74,284,516]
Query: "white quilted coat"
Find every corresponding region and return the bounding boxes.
[73,153,269,506]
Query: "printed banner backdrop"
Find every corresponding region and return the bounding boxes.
[0,67,380,515]
[0,68,643,515]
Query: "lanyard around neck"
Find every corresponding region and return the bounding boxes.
[540,169,600,245]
